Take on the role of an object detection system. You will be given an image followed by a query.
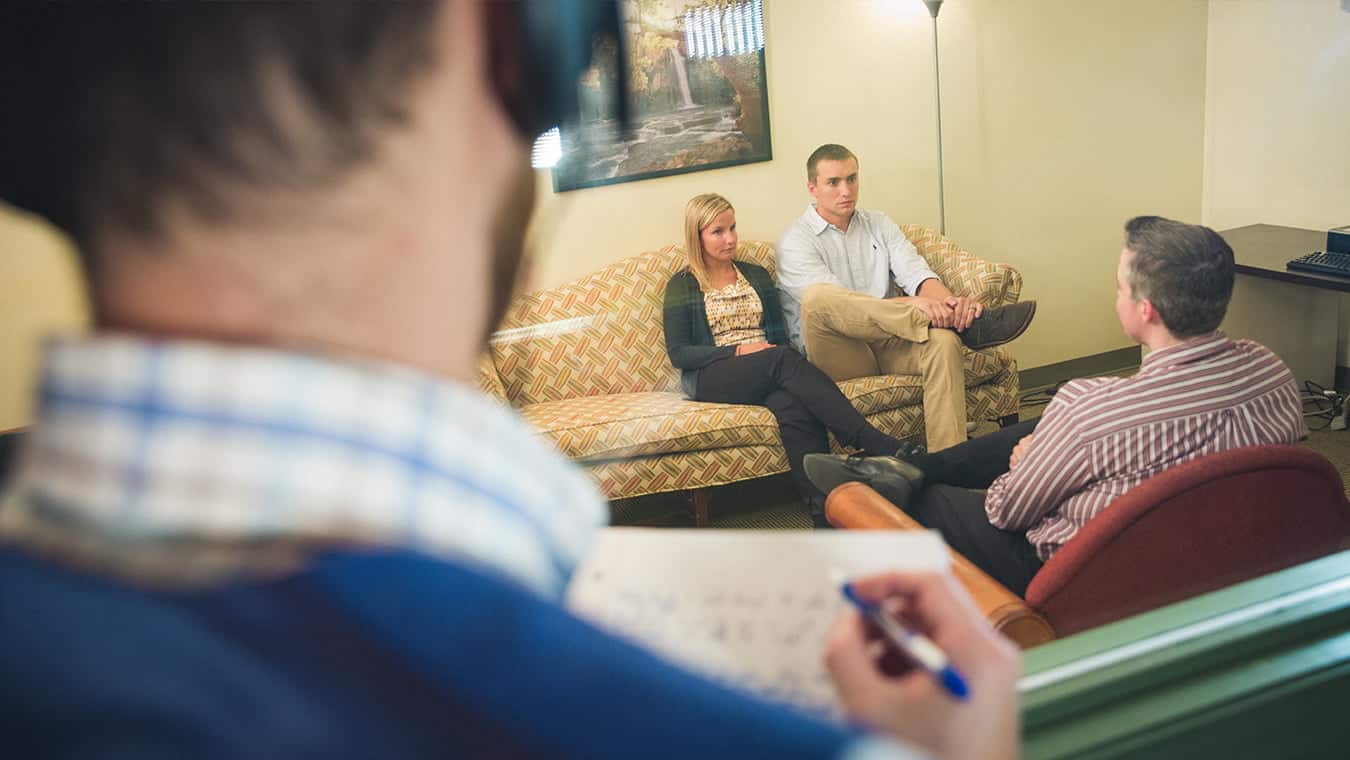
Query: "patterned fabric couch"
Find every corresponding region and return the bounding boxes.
[478,227,1022,524]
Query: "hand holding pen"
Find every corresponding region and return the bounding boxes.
[822,572,1022,760]
[831,568,969,700]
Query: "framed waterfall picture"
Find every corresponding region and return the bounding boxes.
[550,0,772,192]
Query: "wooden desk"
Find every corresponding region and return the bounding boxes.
[1223,224,1349,292]
[1219,224,1340,386]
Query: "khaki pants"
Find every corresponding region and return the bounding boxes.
[800,283,966,451]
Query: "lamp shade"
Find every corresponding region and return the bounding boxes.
[922,0,943,19]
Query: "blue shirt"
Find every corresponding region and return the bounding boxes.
[776,205,939,352]
[0,336,917,759]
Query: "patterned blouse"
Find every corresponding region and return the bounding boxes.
[703,268,767,347]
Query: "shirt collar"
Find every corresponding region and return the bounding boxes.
[1139,331,1231,372]
[804,204,833,235]
[805,204,867,236]
[1,334,606,596]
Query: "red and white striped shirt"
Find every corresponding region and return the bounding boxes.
[985,332,1307,561]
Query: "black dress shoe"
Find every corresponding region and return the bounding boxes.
[802,453,926,507]
[960,301,1037,351]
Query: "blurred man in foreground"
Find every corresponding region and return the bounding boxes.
[0,3,1018,758]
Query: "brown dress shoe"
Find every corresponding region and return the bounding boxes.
[959,301,1036,351]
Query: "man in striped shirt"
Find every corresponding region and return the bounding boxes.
[807,216,1307,595]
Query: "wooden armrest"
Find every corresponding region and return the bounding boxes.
[826,482,1056,649]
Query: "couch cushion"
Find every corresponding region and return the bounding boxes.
[839,374,924,416]
[838,346,1017,415]
[522,345,1015,463]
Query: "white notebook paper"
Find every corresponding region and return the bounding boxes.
[565,527,949,718]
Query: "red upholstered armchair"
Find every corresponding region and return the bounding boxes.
[826,445,1350,648]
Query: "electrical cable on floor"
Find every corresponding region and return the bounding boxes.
[1301,380,1347,431]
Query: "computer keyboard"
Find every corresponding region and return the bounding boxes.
[1286,251,1350,278]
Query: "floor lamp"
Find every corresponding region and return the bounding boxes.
[922,0,946,235]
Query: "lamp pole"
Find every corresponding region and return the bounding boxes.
[922,0,945,235]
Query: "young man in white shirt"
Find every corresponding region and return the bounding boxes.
[776,144,1036,451]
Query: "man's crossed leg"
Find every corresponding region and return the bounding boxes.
[800,282,1035,452]
[804,419,1045,595]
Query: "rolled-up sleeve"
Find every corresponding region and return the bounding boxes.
[872,212,938,297]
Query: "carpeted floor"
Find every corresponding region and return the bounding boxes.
[611,390,1350,532]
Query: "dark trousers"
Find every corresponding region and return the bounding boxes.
[915,418,1039,488]
[907,418,1044,595]
[695,346,903,506]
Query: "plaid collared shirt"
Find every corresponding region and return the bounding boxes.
[0,335,606,596]
[0,336,928,760]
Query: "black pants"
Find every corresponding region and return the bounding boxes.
[914,418,1039,488]
[695,346,904,506]
[907,418,1044,595]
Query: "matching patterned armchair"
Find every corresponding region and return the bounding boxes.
[477,227,1023,524]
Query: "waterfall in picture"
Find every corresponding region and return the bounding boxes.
[667,46,697,110]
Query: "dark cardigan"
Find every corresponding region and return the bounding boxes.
[662,261,788,397]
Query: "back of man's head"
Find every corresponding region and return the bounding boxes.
[1123,216,1235,337]
[1,3,440,256]
[806,144,857,184]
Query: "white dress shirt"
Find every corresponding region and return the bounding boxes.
[776,205,939,351]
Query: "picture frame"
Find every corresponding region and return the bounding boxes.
[553,0,772,193]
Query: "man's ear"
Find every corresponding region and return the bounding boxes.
[1138,298,1162,325]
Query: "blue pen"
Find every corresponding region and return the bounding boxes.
[831,569,970,700]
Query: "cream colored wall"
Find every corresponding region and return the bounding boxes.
[0,203,90,430]
[1201,0,1350,363]
[1202,0,1350,232]
[527,0,1211,372]
[938,0,1208,369]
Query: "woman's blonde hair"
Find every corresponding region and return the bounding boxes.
[683,192,735,291]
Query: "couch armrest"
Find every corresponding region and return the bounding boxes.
[900,224,1023,308]
[476,353,510,405]
[826,482,1055,649]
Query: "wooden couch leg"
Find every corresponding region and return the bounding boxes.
[689,489,710,527]
[998,413,1019,427]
